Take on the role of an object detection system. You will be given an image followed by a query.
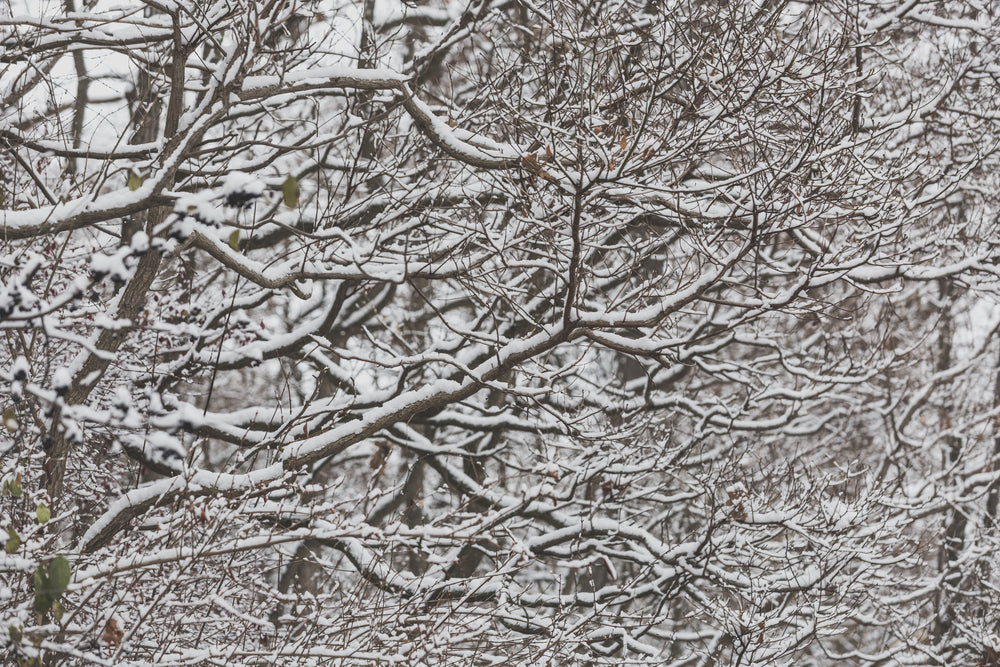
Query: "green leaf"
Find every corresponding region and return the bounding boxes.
[228,229,240,251]
[9,476,22,497]
[51,600,64,621]
[8,624,21,644]
[127,170,143,191]
[281,175,300,209]
[33,592,51,614]
[4,528,19,554]
[33,565,51,613]
[47,556,71,597]
[36,503,50,524]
